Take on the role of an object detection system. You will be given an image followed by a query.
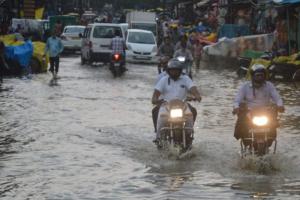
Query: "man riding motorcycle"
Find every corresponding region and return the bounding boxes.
[173,40,194,78]
[157,36,174,74]
[152,58,180,133]
[233,64,284,148]
[151,58,202,144]
[110,29,126,70]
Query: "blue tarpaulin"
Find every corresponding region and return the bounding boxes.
[196,25,209,33]
[218,24,251,39]
[5,41,33,68]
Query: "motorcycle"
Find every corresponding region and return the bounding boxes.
[269,62,300,81]
[236,57,252,78]
[240,106,278,157]
[109,53,126,77]
[157,99,195,154]
[293,69,300,88]
[177,56,193,79]
[236,52,274,78]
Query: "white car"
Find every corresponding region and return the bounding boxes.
[81,23,126,64]
[61,25,85,52]
[126,29,158,63]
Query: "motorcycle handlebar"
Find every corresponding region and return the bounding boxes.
[233,105,284,115]
[153,99,166,106]
[153,98,198,105]
[185,97,197,102]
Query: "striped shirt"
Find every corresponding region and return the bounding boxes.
[111,36,125,54]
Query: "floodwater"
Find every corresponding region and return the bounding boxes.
[0,56,299,199]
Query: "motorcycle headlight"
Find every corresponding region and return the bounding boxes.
[177,56,186,62]
[170,109,183,118]
[252,116,268,126]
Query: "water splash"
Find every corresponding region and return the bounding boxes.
[159,146,196,161]
[239,154,284,174]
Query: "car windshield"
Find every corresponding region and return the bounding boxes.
[82,14,96,20]
[93,26,122,38]
[64,27,85,34]
[131,23,156,35]
[128,32,155,44]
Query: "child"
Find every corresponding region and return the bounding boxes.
[193,39,203,69]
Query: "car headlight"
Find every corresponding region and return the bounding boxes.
[152,46,157,53]
[252,116,268,126]
[126,44,132,50]
[170,109,183,118]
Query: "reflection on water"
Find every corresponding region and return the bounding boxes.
[168,174,191,192]
[231,178,278,199]
[276,81,300,134]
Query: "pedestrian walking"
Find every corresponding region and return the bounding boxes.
[193,39,203,69]
[44,31,64,79]
[54,20,63,36]
[21,34,33,79]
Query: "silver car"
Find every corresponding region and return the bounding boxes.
[61,25,85,53]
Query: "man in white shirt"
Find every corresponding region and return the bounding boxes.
[233,64,284,146]
[174,39,194,61]
[151,58,202,142]
[157,36,174,74]
[174,40,194,78]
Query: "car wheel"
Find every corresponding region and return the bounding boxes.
[81,54,85,65]
[87,52,93,65]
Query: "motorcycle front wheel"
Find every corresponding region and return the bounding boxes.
[256,142,267,156]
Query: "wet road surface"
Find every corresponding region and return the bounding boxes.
[0,55,299,199]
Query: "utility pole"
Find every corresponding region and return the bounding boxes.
[17,0,21,18]
[192,0,194,23]
[79,0,83,16]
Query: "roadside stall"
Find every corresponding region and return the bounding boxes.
[0,34,48,76]
[273,0,300,55]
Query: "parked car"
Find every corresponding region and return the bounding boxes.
[81,23,126,64]
[125,29,158,63]
[61,25,85,53]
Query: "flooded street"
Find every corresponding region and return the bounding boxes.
[0,56,300,199]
